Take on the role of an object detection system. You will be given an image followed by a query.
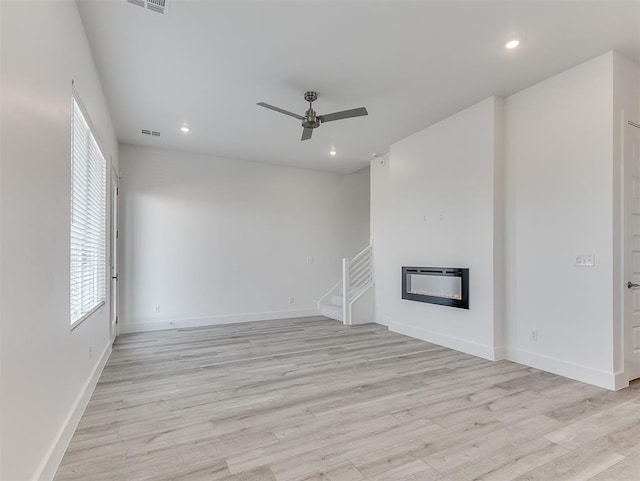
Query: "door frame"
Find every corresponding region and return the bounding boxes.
[109,165,120,342]
[623,116,640,384]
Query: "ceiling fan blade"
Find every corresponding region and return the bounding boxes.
[318,107,368,123]
[257,102,304,120]
[301,127,313,141]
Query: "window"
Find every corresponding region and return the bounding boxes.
[70,97,106,326]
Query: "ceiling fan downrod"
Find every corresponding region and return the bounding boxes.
[302,91,320,129]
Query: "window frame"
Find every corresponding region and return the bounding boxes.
[70,92,107,330]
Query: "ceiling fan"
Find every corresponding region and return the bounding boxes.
[257,91,368,141]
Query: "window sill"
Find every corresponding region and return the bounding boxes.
[71,300,105,331]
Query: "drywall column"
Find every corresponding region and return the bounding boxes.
[371,97,504,360]
[504,52,617,388]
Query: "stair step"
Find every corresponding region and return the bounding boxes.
[320,303,343,322]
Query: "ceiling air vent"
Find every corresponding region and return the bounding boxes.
[141,129,161,137]
[127,0,168,15]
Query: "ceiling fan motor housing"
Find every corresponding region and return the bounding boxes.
[302,109,320,129]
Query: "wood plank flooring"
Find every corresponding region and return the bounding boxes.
[54,317,640,481]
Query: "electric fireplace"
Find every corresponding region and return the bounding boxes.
[402,266,469,309]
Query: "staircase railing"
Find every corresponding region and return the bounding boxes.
[342,244,374,325]
[317,279,342,308]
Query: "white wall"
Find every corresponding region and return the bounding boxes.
[371,97,504,361]
[0,1,118,480]
[119,144,370,332]
[372,51,639,390]
[504,53,619,388]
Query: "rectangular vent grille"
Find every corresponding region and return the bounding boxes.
[127,0,168,14]
[141,129,161,137]
[146,0,166,14]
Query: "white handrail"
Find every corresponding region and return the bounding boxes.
[351,263,372,282]
[350,245,372,264]
[341,244,374,325]
[342,258,350,324]
[350,260,370,278]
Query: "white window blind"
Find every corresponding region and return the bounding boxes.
[70,97,106,326]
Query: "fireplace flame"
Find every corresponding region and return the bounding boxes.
[409,289,462,300]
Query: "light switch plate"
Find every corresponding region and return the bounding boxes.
[575,254,595,267]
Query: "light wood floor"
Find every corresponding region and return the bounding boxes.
[55,317,640,481]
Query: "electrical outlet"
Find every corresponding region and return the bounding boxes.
[306,256,314,264]
[288,296,294,304]
[531,330,538,342]
[154,305,161,313]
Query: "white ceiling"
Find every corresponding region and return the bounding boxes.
[78,0,639,173]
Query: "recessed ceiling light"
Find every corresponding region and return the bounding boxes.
[329,149,337,156]
[505,39,520,49]
[180,126,190,133]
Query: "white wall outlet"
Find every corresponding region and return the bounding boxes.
[306,256,314,264]
[575,254,595,267]
[439,211,445,221]
[531,329,538,342]
[288,296,294,304]
[154,304,161,313]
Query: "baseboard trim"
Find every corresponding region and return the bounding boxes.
[493,346,507,361]
[36,342,112,481]
[119,308,322,333]
[614,370,629,391]
[389,321,499,361]
[504,347,620,390]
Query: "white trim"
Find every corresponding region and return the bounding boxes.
[389,320,499,361]
[614,371,630,391]
[493,346,507,361]
[119,309,322,333]
[317,280,342,309]
[504,347,621,391]
[70,300,105,331]
[342,258,351,325]
[622,115,640,386]
[109,164,120,343]
[36,342,112,481]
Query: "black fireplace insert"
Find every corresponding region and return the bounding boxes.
[402,266,469,309]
